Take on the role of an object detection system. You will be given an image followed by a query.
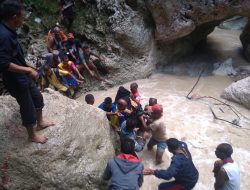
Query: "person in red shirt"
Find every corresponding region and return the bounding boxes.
[130,82,141,104]
[57,54,84,88]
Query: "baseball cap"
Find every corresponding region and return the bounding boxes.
[151,104,163,114]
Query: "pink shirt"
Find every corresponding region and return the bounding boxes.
[131,90,141,104]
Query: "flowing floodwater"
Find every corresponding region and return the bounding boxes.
[78,28,250,189]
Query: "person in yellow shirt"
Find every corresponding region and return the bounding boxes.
[110,99,132,133]
[57,54,84,88]
[41,65,72,97]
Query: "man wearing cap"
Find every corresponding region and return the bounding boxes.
[144,138,199,190]
[147,104,168,165]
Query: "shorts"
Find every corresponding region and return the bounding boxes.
[8,82,44,127]
[135,137,146,152]
[159,181,184,190]
[148,137,167,153]
[65,77,78,88]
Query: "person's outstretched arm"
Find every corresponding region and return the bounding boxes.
[72,62,84,80]
[154,156,181,180]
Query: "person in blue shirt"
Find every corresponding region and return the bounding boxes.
[0,0,54,144]
[120,117,146,152]
[144,138,199,190]
[98,97,116,121]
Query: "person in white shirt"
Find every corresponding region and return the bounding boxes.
[213,143,240,190]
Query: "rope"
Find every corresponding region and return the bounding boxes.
[186,68,250,130]
[209,106,250,131]
[186,68,204,99]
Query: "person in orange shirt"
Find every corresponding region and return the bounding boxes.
[46,26,67,53]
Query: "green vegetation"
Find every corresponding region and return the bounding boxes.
[23,0,59,32]
[22,0,111,53]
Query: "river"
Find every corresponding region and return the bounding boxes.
[78,28,250,189]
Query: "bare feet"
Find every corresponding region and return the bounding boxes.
[37,121,55,131]
[29,134,48,144]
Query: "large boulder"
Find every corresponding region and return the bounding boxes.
[221,77,250,109]
[0,90,115,190]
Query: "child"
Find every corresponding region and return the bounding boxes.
[57,54,84,88]
[42,65,72,97]
[147,104,168,165]
[85,94,95,105]
[98,97,116,121]
[110,99,132,133]
[130,82,141,104]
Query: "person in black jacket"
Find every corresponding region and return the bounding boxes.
[144,138,199,190]
[0,0,54,144]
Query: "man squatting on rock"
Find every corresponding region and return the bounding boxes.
[0,0,54,144]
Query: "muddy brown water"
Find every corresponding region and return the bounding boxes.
[78,28,250,189]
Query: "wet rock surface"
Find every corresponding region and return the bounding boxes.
[0,90,115,190]
[222,76,250,109]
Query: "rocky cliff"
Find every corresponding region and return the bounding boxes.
[0,90,115,190]
[11,0,250,91]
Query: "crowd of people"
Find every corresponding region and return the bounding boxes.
[30,0,106,98]
[0,0,240,190]
[84,83,240,190]
[40,24,106,98]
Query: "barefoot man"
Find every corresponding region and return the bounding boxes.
[147,104,168,165]
[0,0,54,143]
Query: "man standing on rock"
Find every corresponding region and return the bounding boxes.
[0,0,54,143]
[213,143,240,190]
